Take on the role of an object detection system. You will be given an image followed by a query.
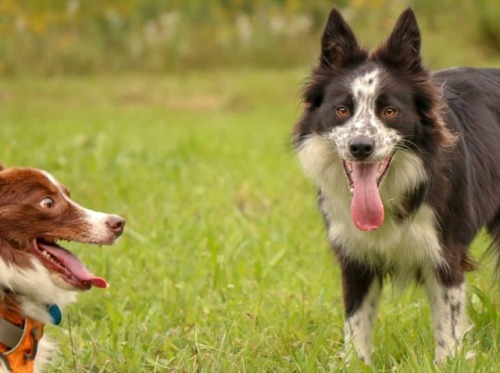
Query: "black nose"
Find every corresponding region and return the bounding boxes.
[106,215,125,236]
[349,136,375,160]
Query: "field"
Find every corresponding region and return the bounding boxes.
[0,68,498,372]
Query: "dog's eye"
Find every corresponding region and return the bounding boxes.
[40,197,55,209]
[383,107,398,118]
[336,106,350,118]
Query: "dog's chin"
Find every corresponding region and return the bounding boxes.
[50,273,82,291]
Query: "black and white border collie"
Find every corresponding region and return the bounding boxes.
[0,166,125,372]
[293,8,500,364]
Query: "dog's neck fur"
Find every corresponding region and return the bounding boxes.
[0,244,77,324]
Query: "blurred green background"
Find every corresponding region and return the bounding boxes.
[0,1,499,371]
[0,0,499,75]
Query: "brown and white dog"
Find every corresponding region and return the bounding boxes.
[0,166,125,372]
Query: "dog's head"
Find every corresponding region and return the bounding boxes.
[294,8,454,231]
[0,166,125,322]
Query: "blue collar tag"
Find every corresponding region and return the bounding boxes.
[47,304,62,326]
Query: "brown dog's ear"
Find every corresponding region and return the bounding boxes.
[0,164,6,171]
[320,8,367,69]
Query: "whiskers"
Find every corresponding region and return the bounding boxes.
[394,139,421,154]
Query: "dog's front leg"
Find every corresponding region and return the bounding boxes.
[425,274,471,364]
[340,259,382,364]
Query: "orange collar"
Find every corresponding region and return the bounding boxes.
[0,311,44,373]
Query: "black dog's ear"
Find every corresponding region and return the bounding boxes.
[380,8,422,72]
[386,8,421,57]
[320,8,366,69]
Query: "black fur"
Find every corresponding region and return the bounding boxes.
[294,7,500,362]
[433,68,500,283]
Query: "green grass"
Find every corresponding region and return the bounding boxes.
[0,68,498,372]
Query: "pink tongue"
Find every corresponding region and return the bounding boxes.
[40,244,109,288]
[350,162,384,231]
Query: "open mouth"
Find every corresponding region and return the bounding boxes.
[342,152,394,192]
[33,238,108,290]
[342,152,395,231]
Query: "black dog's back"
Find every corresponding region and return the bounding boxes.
[433,68,500,262]
[436,68,500,129]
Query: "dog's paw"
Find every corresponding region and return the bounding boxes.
[339,347,371,366]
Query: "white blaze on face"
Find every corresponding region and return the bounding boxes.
[71,201,121,243]
[325,69,403,231]
[328,68,402,162]
[351,69,380,125]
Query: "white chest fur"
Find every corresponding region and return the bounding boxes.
[297,134,444,281]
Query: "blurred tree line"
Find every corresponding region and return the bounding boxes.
[0,0,498,75]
